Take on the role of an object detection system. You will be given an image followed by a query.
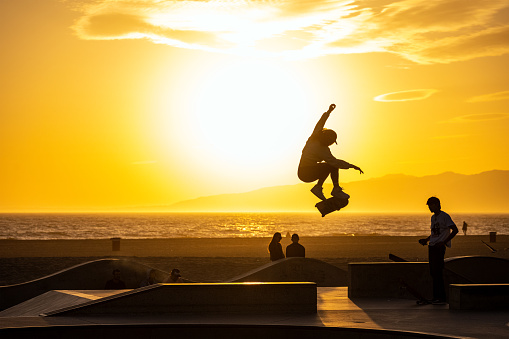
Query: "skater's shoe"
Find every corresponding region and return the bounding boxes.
[431,299,447,305]
[311,185,326,201]
[331,186,350,199]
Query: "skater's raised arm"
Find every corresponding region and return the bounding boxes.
[311,104,336,137]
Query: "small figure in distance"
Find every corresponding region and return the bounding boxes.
[166,268,184,283]
[418,197,459,305]
[298,103,363,201]
[139,269,158,287]
[462,221,468,235]
[286,233,305,258]
[268,232,285,261]
[104,269,127,289]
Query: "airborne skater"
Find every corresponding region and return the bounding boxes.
[298,104,363,209]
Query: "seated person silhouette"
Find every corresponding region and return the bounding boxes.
[286,234,305,257]
[298,103,363,201]
[268,232,285,261]
[165,268,184,283]
[104,269,127,289]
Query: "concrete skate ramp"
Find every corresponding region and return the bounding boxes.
[228,257,345,287]
[445,256,509,283]
[0,290,126,317]
[0,259,168,311]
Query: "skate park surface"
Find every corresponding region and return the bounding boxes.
[1,257,508,339]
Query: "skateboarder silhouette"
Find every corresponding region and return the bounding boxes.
[298,104,363,211]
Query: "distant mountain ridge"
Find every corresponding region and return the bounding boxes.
[165,170,509,213]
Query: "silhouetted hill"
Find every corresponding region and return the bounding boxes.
[165,170,509,213]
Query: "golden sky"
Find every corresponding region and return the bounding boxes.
[1,0,509,211]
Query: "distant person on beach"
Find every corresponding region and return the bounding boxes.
[462,221,468,235]
[298,103,363,201]
[165,268,184,283]
[139,269,158,287]
[286,233,305,258]
[418,197,458,305]
[104,269,126,289]
[268,232,285,261]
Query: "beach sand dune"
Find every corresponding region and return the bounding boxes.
[1,236,507,285]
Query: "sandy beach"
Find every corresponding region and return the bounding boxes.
[1,235,507,286]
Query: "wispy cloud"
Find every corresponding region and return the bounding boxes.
[374,89,438,102]
[442,113,509,123]
[69,0,509,63]
[467,90,509,103]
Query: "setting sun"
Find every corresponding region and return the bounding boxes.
[1,0,508,211]
[190,59,312,166]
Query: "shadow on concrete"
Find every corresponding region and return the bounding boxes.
[0,323,461,339]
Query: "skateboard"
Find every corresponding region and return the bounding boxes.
[399,279,430,305]
[315,197,349,217]
[481,240,497,253]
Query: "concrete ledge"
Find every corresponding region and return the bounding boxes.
[44,282,317,316]
[449,284,509,310]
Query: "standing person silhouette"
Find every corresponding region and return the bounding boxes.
[298,104,363,201]
[268,232,285,261]
[419,197,459,304]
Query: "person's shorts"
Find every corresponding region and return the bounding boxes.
[298,163,334,182]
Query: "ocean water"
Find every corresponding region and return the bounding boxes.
[0,213,507,240]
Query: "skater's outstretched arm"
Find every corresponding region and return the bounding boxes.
[319,148,364,174]
[311,104,336,137]
[350,164,364,174]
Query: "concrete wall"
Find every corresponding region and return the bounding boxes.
[46,282,317,316]
[444,256,509,283]
[449,284,509,310]
[348,257,509,299]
